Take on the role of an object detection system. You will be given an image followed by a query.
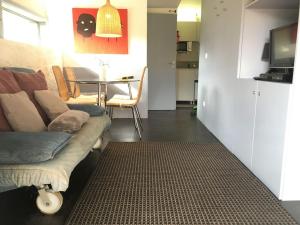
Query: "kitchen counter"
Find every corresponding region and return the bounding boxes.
[176,61,199,69]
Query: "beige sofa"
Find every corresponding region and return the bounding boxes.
[0,67,111,214]
[0,115,111,214]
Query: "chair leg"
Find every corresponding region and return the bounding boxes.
[108,106,113,119]
[110,107,114,119]
[132,107,142,139]
[131,107,138,130]
[134,106,143,131]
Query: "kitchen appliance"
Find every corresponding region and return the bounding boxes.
[177,41,193,52]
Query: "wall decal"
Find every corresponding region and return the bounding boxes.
[213,0,228,17]
[72,8,128,54]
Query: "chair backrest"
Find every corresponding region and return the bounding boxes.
[52,66,70,101]
[135,66,148,104]
[64,67,81,98]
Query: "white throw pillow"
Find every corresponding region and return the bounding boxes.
[34,90,69,121]
[0,91,46,132]
[48,110,89,133]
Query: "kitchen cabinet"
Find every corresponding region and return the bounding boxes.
[176,69,198,101]
[251,81,290,198]
[177,22,200,41]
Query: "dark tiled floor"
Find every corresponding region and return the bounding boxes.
[0,110,217,225]
[108,109,218,143]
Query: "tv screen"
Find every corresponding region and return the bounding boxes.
[270,23,298,68]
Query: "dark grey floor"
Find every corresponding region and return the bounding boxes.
[1,109,297,225]
[0,110,217,225]
[109,109,217,143]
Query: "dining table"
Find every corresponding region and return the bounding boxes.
[67,78,140,107]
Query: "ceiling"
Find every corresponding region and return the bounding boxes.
[248,0,299,9]
[147,0,181,8]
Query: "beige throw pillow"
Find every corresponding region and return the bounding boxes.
[34,90,69,121]
[48,110,89,133]
[0,91,46,132]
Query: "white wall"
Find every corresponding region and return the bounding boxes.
[46,0,148,118]
[197,0,256,169]
[281,12,300,201]
[198,0,300,201]
[0,38,61,91]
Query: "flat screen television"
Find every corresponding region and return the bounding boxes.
[270,23,298,68]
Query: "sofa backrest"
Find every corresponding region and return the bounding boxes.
[3,67,35,74]
[0,68,49,131]
[0,39,61,93]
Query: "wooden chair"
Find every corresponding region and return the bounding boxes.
[52,66,97,105]
[52,66,70,101]
[106,66,148,139]
[64,67,99,105]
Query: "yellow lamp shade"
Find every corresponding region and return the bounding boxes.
[96,0,122,38]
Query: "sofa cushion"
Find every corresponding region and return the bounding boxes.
[13,70,49,124]
[35,90,69,121]
[0,70,22,93]
[0,91,46,132]
[0,132,72,164]
[48,110,90,133]
[0,70,22,131]
[67,104,105,117]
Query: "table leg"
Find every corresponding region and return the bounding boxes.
[104,84,108,111]
[97,83,101,106]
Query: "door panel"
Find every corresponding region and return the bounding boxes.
[148,13,177,110]
[252,82,290,197]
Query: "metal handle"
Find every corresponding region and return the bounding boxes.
[252,91,261,96]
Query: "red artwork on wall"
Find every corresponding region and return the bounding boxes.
[72,8,128,54]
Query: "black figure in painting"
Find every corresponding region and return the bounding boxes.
[77,14,96,38]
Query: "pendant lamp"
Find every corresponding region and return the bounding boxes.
[96,0,122,38]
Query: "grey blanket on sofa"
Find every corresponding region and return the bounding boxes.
[0,132,71,164]
[0,115,111,192]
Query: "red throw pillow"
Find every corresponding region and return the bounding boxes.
[13,70,49,124]
[0,70,22,131]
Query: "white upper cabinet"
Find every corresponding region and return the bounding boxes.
[177,22,200,41]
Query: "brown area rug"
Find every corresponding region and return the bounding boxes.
[66,142,297,225]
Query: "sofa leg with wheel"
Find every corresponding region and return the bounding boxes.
[92,137,103,150]
[36,185,63,215]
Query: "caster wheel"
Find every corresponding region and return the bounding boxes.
[93,138,102,150]
[36,192,63,215]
